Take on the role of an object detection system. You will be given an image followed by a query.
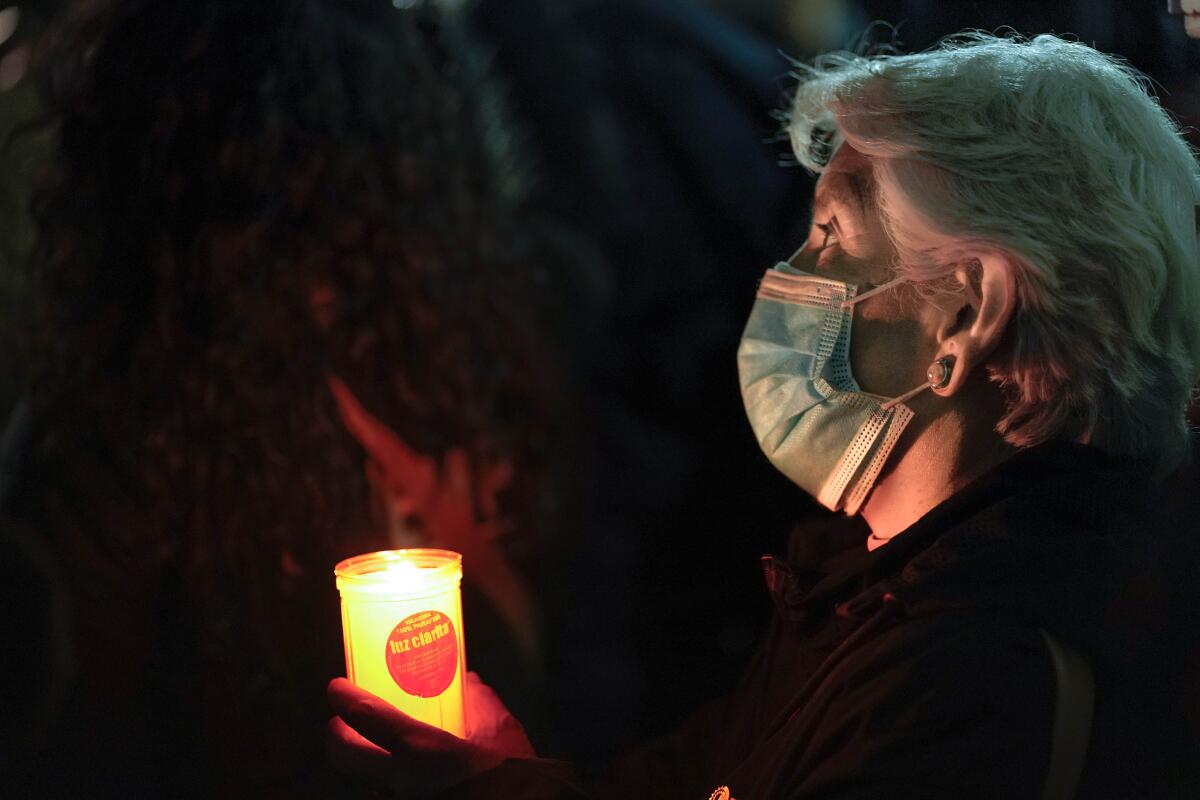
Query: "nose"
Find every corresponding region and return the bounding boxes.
[785,239,826,274]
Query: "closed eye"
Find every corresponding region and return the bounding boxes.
[815,218,840,250]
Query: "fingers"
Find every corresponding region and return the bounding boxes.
[328,374,520,541]
[326,715,393,785]
[327,679,488,794]
[326,375,410,466]
[327,374,436,501]
[462,672,537,759]
[327,376,412,469]
[463,673,506,741]
[327,714,466,800]
[465,671,504,716]
[327,678,426,753]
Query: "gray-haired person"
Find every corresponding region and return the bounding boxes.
[328,33,1200,800]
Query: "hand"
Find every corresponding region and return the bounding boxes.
[327,374,542,667]
[327,374,513,526]
[1171,0,1200,38]
[326,672,535,798]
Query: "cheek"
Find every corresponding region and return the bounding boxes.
[848,307,938,397]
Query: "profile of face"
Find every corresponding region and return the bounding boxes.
[791,145,941,405]
[739,140,1019,520]
[1170,0,1200,38]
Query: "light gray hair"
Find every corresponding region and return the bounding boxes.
[788,32,1200,473]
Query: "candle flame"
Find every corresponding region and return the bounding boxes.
[378,558,431,589]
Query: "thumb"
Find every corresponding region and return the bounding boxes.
[464,672,535,758]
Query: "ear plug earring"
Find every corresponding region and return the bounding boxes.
[927,356,954,390]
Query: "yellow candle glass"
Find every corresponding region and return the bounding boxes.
[335,549,466,737]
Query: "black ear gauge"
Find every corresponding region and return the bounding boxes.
[927,356,955,391]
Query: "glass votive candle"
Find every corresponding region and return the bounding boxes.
[335,549,466,737]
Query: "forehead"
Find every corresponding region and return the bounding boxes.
[814,144,875,214]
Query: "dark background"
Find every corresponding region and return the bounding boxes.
[1,0,1197,773]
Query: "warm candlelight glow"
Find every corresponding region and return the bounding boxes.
[335,549,466,736]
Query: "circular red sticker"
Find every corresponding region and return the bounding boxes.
[385,610,459,698]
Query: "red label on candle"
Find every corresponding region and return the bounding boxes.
[385,610,459,698]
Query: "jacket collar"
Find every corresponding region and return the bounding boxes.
[763,441,1200,678]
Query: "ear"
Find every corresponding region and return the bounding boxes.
[931,253,1016,396]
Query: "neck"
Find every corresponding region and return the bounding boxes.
[861,400,1013,550]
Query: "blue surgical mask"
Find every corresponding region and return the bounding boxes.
[737,261,930,514]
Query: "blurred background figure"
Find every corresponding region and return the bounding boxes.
[461,0,817,766]
[1170,1,1200,39]
[0,0,821,791]
[1,0,586,795]
[706,0,865,54]
[0,0,50,425]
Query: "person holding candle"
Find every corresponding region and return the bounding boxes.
[327,31,1200,799]
[0,0,587,796]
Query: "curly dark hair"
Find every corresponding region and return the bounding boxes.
[23,0,579,790]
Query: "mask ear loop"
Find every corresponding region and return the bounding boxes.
[839,275,908,309]
[786,243,807,265]
[837,275,948,412]
[880,356,954,412]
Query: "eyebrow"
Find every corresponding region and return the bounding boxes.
[843,170,872,219]
[814,168,875,228]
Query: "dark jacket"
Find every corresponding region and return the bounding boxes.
[450,441,1200,798]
